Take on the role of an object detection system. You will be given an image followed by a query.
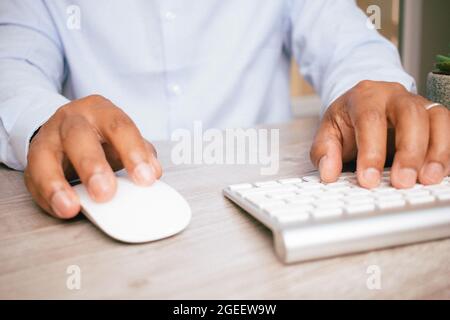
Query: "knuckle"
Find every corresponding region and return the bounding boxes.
[398,101,427,120]
[354,108,384,128]
[108,111,135,133]
[360,151,384,164]
[54,101,77,119]
[389,81,405,92]
[78,156,107,175]
[60,115,89,136]
[407,99,425,111]
[397,143,422,156]
[85,94,109,104]
[354,80,376,91]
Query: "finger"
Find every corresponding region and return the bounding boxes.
[310,113,343,183]
[419,106,450,184]
[25,140,80,219]
[350,107,387,188]
[60,115,117,202]
[388,100,429,188]
[145,140,163,179]
[95,108,157,186]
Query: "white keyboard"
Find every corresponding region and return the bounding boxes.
[223,169,450,263]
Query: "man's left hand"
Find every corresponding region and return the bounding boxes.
[310,80,450,189]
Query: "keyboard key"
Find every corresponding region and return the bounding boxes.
[374,193,404,201]
[268,191,297,200]
[346,188,371,196]
[302,175,321,182]
[345,195,374,205]
[285,195,315,205]
[316,192,344,201]
[244,194,269,203]
[300,182,322,189]
[315,200,345,209]
[229,183,253,191]
[377,199,406,210]
[346,203,376,215]
[278,178,303,184]
[402,189,430,197]
[296,189,322,197]
[437,193,450,201]
[324,186,352,193]
[372,187,397,195]
[257,199,286,210]
[237,185,297,196]
[407,195,435,206]
[428,185,450,194]
[323,181,349,188]
[312,207,344,219]
[254,181,280,187]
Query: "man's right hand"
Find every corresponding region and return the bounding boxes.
[24,95,162,219]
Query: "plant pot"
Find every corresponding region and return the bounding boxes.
[426,72,450,109]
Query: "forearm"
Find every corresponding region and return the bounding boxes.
[0,58,69,170]
[290,0,416,113]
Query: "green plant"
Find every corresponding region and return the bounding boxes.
[435,50,450,75]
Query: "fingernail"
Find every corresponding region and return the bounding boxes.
[423,162,444,184]
[362,167,381,187]
[133,162,155,186]
[88,173,114,201]
[51,190,75,217]
[397,167,417,187]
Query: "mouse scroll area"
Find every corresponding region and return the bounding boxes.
[73,176,191,243]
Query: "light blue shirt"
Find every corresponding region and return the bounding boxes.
[0,0,415,170]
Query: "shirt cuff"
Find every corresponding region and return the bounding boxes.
[8,93,70,169]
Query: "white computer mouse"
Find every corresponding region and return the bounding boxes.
[73,171,191,243]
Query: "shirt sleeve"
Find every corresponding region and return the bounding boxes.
[0,0,69,170]
[289,0,416,114]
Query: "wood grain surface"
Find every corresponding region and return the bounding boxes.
[0,117,449,299]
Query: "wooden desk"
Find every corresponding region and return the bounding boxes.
[1,117,449,299]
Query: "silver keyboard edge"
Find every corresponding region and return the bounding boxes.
[223,187,450,264]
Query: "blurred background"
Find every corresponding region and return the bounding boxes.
[291,0,450,117]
